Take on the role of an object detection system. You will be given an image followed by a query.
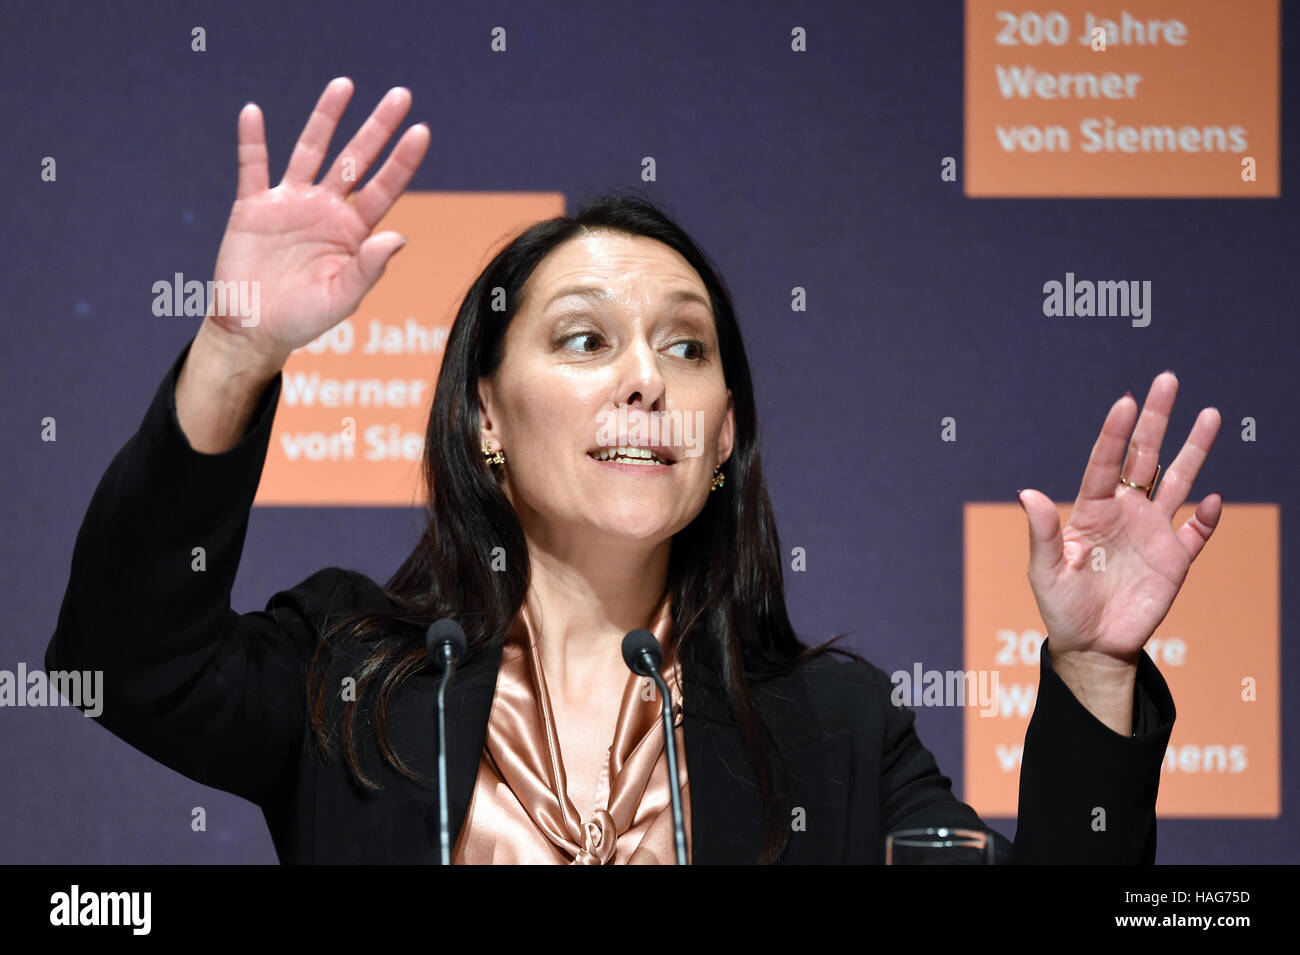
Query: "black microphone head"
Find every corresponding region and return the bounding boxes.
[621,628,662,676]
[425,618,467,664]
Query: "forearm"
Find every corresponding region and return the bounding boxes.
[175,315,284,453]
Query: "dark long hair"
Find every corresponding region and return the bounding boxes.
[306,192,861,863]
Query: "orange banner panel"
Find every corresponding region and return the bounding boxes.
[965,0,1280,196]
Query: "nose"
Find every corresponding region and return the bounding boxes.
[615,337,667,412]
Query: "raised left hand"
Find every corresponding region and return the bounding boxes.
[1018,372,1222,672]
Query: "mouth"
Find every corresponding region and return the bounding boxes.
[587,445,676,467]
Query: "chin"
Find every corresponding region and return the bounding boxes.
[598,523,675,545]
[588,510,679,544]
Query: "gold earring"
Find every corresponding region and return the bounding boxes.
[482,441,505,466]
[710,466,725,491]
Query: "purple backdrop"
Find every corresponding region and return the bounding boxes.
[3,0,1295,863]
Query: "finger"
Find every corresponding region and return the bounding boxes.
[1075,393,1138,503]
[1118,371,1179,494]
[281,76,354,186]
[321,87,413,195]
[235,102,269,199]
[1018,488,1064,579]
[340,231,409,298]
[1175,493,1222,563]
[1153,406,1222,518]
[350,122,431,230]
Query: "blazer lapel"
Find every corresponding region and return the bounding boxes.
[681,660,766,863]
[440,640,504,856]
[680,660,853,865]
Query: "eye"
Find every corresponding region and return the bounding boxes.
[667,339,710,362]
[558,331,606,354]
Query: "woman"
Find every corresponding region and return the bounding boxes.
[47,78,1223,864]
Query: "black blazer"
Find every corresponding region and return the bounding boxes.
[46,339,1177,864]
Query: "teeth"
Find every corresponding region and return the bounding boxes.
[593,446,667,464]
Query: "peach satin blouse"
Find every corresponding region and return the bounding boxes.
[451,593,692,864]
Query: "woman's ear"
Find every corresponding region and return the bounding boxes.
[717,389,735,467]
[477,377,497,446]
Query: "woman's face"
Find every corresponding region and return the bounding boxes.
[478,230,734,548]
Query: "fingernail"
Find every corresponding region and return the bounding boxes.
[1123,390,1134,400]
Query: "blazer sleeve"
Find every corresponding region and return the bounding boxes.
[876,639,1175,864]
[1009,638,1175,863]
[44,336,346,808]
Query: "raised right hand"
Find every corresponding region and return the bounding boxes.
[204,76,431,369]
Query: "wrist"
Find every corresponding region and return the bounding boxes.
[194,313,287,383]
[175,319,283,454]
[1047,644,1139,736]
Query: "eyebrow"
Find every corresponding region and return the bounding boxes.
[543,285,712,312]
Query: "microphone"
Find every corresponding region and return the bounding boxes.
[622,628,688,865]
[425,618,467,865]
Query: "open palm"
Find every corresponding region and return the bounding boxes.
[206,77,430,364]
[1018,373,1223,665]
